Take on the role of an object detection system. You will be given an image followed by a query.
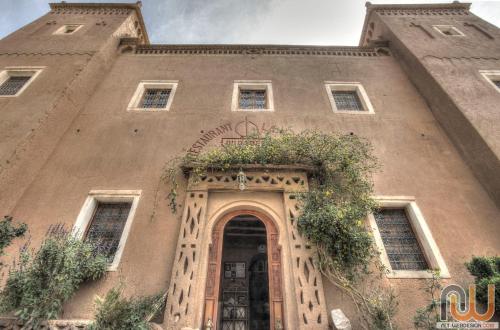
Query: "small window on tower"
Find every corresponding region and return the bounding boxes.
[232,81,274,112]
[127,80,178,111]
[0,68,43,97]
[325,82,375,114]
[53,24,83,35]
[433,25,465,37]
[479,70,500,93]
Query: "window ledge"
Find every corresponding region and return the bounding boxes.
[387,270,451,279]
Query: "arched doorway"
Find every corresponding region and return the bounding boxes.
[203,210,284,330]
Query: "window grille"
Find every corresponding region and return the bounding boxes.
[374,208,428,271]
[140,88,171,108]
[332,90,363,111]
[239,89,266,109]
[85,202,131,262]
[0,76,31,95]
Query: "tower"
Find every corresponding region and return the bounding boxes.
[360,2,500,205]
[0,2,148,212]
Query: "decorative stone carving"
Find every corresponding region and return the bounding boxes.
[284,193,328,329]
[165,168,328,329]
[165,192,207,329]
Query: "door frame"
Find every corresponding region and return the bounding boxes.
[203,209,285,330]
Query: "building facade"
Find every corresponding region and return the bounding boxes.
[0,1,499,329]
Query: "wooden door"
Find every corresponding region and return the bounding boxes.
[203,210,284,330]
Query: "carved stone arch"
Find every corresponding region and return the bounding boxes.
[203,209,284,330]
[164,169,328,330]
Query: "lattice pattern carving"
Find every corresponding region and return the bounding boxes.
[166,169,328,329]
[189,171,308,192]
[165,192,207,329]
[284,193,328,329]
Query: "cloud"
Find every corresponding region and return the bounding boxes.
[0,0,499,44]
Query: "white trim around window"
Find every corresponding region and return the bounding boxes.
[325,82,375,114]
[127,80,178,112]
[479,70,500,93]
[53,24,84,35]
[231,80,274,112]
[432,25,465,37]
[368,196,450,279]
[72,190,141,271]
[0,67,44,97]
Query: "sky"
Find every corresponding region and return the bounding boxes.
[1,0,499,46]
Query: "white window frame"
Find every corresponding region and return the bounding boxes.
[325,82,375,114]
[127,80,178,112]
[0,67,44,97]
[368,196,450,279]
[231,80,274,112]
[53,24,84,35]
[72,190,141,271]
[432,25,465,37]
[479,70,500,93]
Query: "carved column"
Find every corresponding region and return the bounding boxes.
[283,192,329,329]
[165,190,208,329]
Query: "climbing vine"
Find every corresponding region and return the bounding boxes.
[166,130,398,329]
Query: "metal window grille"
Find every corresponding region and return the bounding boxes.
[85,202,131,262]
[140,88,171,108]
[0,76,31,95]
[493,80,500,89]
[332,90,364,111]
[239,89,266,109]
[374,208,429,271]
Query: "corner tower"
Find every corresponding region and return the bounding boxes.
[360,2,500,205]
[0,2,149,213]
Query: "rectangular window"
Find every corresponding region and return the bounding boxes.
[0,68,43,97]
[433,25,465,37]
[85,202,132,262]
[325,82,375,114]
[140,88,171,109]
[332,90,363,111]
[53,24,83,35]
[0,76,31,96]
[72,190,141,271]
[127,80,178,111]
[479,70,500,93]
[374,208,428,271]
[239,89,267,109]
[231,81,274,112]
[368,197,450,279]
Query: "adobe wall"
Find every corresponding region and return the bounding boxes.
[1,46,498,329]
